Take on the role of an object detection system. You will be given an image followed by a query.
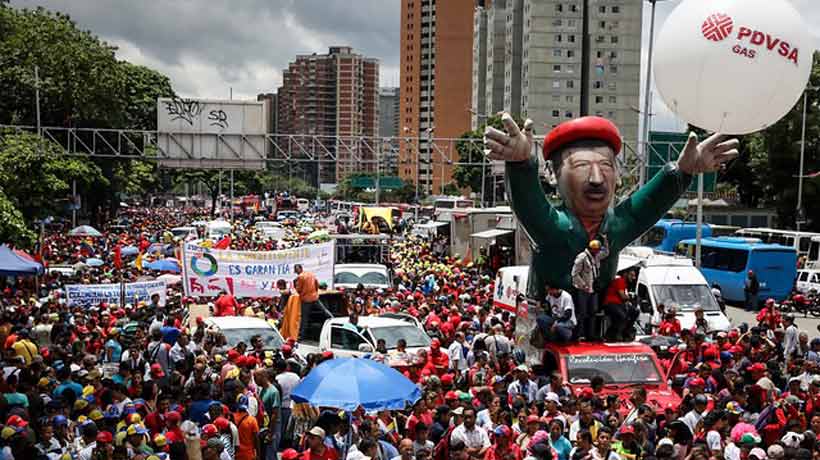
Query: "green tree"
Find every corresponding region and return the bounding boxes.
[0,132,107,221]
[0,190,35,247]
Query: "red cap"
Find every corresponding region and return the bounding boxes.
[214,417,230,431]
[6,415,27,428]
[150,363,165,377]
[542,116,622,160]
[322,351,334,359]
[620,425,635,435]
[282,344,293,355]
[281,449,300,460]
[581,387,594,398]
[227,350,240,361]
[96,431,113,444]
[441,374,454,385]
[748,363,767,373]
[201,424,218,437]
[689,378,705,387]
[445,391,459,401]
[196,316,204,325]
[526,415,540,424]
[164,411,181,424]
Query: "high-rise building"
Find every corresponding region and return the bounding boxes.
[472,6,488,130]
[277,46,379,184]
[256,93,278,134]
[400,0,475,195]
[517,0,642,143]
[503,0,524,117]
[379,87,401,175]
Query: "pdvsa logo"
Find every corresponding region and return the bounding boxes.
[702,12,799,65]
[701,13,733,42]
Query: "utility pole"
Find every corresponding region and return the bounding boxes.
[580,0,590,116]
[640,0,665,186]
[230,170,234,221]
[797,86,818,230]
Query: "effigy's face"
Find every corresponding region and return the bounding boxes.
[556,146,617,220]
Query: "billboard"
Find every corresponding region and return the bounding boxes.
[65,280,168,307]
[156,98,269,170]
[181,241,335,298]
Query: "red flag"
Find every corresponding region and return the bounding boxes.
[214,235,231,250]
[113,244,122,269]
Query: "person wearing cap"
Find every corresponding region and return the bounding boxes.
[484,425,520,460]
[515,415,540,453]
[233,395,259,460]
[35,420,66,460]
[611,424,640,460]
[507,365,537,403]
[12,329,38,365]
[485,112,737,310]
[570,237,610,341]
[303,426,339,460]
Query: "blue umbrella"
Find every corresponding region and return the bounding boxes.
[85,258,104,267]
[144,259,181,273]
[120,246,138,257]
[292,358,421,411]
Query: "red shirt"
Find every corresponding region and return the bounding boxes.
[215,294,238,316]
[603,276,627,305]
[406,411,433,441]
[302,446,339,460]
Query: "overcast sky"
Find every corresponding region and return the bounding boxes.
[9,0,820,132]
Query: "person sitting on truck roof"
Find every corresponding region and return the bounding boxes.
[538,287,575,344]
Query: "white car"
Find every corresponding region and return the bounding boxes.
[796,269,820,294]
[297,316,432,360]
[203,316,285,351]
[334,264,391,290]
[47,265,76,277]
[170,226,198,241]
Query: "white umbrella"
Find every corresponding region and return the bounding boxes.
[156,274,182,285]
[68,225,103,237]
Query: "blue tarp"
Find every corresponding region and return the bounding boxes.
[0,245,44,276]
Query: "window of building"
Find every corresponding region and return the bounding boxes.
[552,95,560,102]
[567,80,575,89]
[611,20,619,29]
[596,50,603,58]
[553,64,562,72]
[568,34,576,43]
[608,111,615,117]
[556,3,563,12]
[553,19,562,27]
[552,110,560,117]
[553,49,562,57]
[594,81,603,89]
[610,65,618,74]
[552,80,561,89]
[610,51,618,59]
[599,5,606,13]
[611,35,619,44]
[567,50,575,58]
[608,82,617,91]
[568,19,576,27]
[570,4,578,12]
[596,35,605,43]
[609,96,617,104]
[566,95,574,102]
[599,21,606,29]
[565,111,573,118]
[612,6,620,13]
[566,64,575,73]
[595,96,604,104]
[555,34,563,43]
[596,111,604,116]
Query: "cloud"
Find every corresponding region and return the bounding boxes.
[9,0,400,98]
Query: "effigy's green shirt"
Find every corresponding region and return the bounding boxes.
[505,156,693,300]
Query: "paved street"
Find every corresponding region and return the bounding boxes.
[726,305,820,333]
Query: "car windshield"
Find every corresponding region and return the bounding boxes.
[565,354,662,384]
[334,271,388,286]
[369,325,431,349]
[653,285,720,311]
[220,328,283,350]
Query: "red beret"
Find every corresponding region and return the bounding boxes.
[542,116,622,160]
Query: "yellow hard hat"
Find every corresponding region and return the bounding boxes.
[588,240,601,250]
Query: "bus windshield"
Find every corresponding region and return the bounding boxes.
[652,284,720,311]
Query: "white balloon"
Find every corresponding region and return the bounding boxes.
[654,0,814,135]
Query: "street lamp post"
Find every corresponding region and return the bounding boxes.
[797,86,818,231]
[469,108,490,207]
[640,0,667,186]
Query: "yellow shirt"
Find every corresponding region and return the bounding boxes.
[13,339,38,365]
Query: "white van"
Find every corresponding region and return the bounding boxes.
[170,226,198,241]
[296,198,310,212]
[635,255,731,333]
[206,220,232,241]
[796,269,820,294]
[334,264,391,290]
[493,266,529,313]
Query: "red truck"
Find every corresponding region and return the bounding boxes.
[541,341,681,415]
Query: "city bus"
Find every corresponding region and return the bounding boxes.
[642,220,739,253]
[734,228,820,258]
[676,237,797,305]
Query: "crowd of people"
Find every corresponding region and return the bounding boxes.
[0,204,818,460]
